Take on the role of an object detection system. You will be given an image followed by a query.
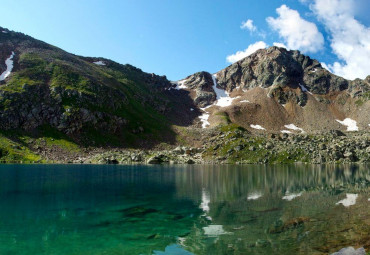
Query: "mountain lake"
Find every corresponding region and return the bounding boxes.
[0,164,368,254]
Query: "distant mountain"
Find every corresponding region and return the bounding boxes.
[177,47,370,133]
[0,27,369,162]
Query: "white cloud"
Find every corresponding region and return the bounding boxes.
[267,5,324,53]
[226,41,268,63]
[309,0,370,80]
[320,62,331,72]
[273,42,288,49]
[241,19,256,32]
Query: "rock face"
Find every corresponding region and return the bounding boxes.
[175,46,370,133]
[216,47,368,97]
[0,26,197,144]
[0,82,127,134]
[182,71,216,107]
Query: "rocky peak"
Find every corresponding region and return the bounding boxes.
[215,46,351,95]
[181,71,216,107]
[183,71,214,91]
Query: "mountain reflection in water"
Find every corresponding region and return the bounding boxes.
[0,164,368,255]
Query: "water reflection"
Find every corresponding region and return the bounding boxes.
[173,164,369,255]
[174,164,369,204]
[0,164,368,255]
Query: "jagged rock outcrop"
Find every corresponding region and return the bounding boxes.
[0,83,128,134]
[215,46,368,96]
[349,76,370,97]
[175,46,370,132]
[181,71,216,107]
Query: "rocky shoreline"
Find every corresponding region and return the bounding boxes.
[63,129,369,165]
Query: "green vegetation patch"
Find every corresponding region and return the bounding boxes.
[0,132,42,163]
[355,91,370,106]
[204,126,310,164]
[35,125,80,153]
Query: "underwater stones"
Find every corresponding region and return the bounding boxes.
[268,217,310,234]
[121,206,158,217]
[147,233,161,240]
[255,239,271,247]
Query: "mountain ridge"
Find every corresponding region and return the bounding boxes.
[175,46,369,133]
[0,26,369,164]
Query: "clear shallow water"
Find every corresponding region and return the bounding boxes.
[0,164,369,255]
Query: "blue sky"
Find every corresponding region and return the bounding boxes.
[1,0,369,80]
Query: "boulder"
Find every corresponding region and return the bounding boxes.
[147,156,162,164]
[186,159,195,164]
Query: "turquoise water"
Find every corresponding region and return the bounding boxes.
[0,164,368,255]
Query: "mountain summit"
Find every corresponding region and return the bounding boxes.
[176,46,369,133]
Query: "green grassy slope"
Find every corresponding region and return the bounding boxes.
[0,27,196,162]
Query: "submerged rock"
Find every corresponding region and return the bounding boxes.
[120,206,158,217]
[268,217,310,234]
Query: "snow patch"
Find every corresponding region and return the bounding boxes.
[212,75,237,107]
[284,124,305,133]
[281,130,292,134]
[199,112,210,128]
[0,52,15,81]
[336,193,358,207]
[2,31,8,33]
[93,60,106,66]
[247,192,263,200]
[239,100,250,103]
[250,124,266,130]
[336,118,359,131]
[282,192,302,201]
[174,79,188,90]
[298,83,312,95]
[196,74,246,128]
[190,108,194,111]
